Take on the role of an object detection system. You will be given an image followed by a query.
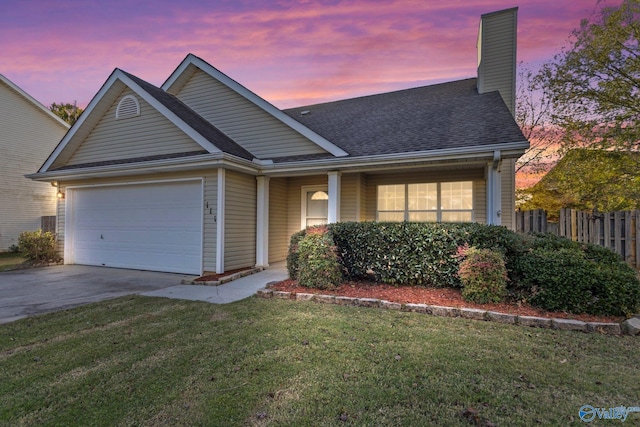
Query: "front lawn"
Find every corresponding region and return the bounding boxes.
[0,253,25,272]
[1,296,638,426]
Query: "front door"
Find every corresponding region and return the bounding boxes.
[301,186,328,228]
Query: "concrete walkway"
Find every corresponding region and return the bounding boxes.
[141,262,289,304]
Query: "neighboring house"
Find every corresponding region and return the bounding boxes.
[29,8,528,275]
[0,74,70,250]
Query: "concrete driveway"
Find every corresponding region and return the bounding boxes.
[0,265,195,324]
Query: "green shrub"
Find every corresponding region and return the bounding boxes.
[286,229,307,280]
[516,243,640,316]
[458,247,508,304]
[18,230,59,262]
[330,222,463,287]
[296,227,343,290]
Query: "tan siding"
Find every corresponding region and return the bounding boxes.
[474,180,487,224]
[364,169,485,221]
[56,190,66,257]
[478,9,517,115]
[203,173,218,272]
[500,158,516,229]
[175,70,326,159]
[66,88,203,166]
[359,174,368,221]
[340,173,359,222]
[0,81,68,249]
[224,170,256,270]
[269,177,289,262]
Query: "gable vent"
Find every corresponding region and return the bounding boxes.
[116,95,140,120]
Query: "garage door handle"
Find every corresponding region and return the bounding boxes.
[100,234,104,239]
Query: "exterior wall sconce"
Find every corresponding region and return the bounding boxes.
[57,190,65,199]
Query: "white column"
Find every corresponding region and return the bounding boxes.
[216,169,226,274]
[256,175,270,268]
[327,171,341,223]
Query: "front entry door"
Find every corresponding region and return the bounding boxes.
[302,186,328,228]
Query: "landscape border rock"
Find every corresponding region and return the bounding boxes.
[256,288,634,335]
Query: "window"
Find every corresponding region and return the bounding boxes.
[377,181,473,222]
[301,186,328,228]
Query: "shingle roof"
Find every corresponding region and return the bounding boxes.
[282,78,526,159]
[122,71,254,160]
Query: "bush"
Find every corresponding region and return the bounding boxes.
[515,240,640,316]
[286,229,307,280]
[458,247,508,304]
[296,227,343,290]
[18,230,59,262]
[330,222,463,287]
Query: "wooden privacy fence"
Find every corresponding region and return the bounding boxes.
[516,209,640,269]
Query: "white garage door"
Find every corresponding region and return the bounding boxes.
[67,180,202,274]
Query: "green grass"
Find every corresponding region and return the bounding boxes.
[0,296,638,426]
[0,254,25,272]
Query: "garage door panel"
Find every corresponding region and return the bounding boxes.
[69,181,202,274]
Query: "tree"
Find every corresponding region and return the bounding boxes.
[538,0,640,151]
[49,102,83,126]
[515,66,562,174]
[520,149,640,218]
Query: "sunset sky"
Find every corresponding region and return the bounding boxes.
[0,0,620,110]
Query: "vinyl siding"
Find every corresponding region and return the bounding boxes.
[364,169,486,222]
[174,70,327,159]
[500,158,516,229]
[203,172,218,272]
[269,177,289,263]
[224,170,256,270]
[65,88,203,167]
[340,173,362,222]
[477,8,517,115]
[0,82,68,249]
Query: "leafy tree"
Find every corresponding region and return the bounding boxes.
[520,149,640,218]
[49,102,83,126]
[537,0,640,151]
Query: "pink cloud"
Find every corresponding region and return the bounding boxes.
[0,0,620,109]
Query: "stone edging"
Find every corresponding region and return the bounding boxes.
[256,288,640,336]
[182,267,264,286]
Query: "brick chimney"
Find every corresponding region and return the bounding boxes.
[477,7,518,117]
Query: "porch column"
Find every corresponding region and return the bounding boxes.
[486,150,502,225]
[216,169,226,274]
[327,171,341,223]
[256,175,270,268]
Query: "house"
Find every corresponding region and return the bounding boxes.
[0,74,70,250]
[28,7,528,275]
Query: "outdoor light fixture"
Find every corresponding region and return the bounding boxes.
[57,190,65,199]
[310,191,329,200]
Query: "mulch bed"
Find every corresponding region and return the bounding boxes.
[268,279,625,324]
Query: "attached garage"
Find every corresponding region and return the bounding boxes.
[65,180,203,274]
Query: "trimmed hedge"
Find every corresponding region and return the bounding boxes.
[296,227,343,290]
[286,222,640,316]
[18,230,59,262]
[459,247,508,304]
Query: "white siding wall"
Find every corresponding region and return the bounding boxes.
[224,170,256,270]
[477,8,517,116]
[269,177,289,263]
[66,88,203,166]
[174,70,326,159]
[0,82,68,250]
[203,172,218,272]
